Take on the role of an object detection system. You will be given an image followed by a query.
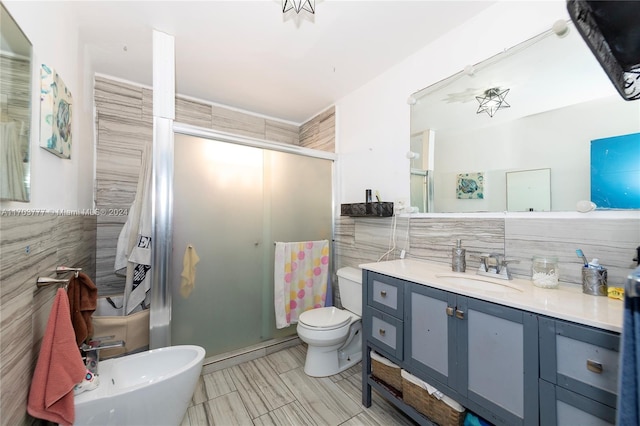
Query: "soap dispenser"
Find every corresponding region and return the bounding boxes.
[452,239,466,272]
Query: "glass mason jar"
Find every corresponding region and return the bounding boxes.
[531,255,559,288]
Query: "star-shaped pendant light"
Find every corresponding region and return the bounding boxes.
[476,88,510,117]
[282,0,315,14]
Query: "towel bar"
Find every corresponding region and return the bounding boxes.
[36,266,83,289]
[56,266,82,274]
[36,277,70,288]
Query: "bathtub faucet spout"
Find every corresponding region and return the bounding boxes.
[81,336,125,374]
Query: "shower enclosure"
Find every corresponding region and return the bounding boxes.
[170,132,333,357]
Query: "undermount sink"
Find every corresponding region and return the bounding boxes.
[434,273,524,294]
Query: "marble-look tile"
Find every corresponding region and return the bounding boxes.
[176,97,213,128]
[506,216,640,285]
[253,400,318,426]
[408,217,504,268]
[203,369,237,399]
[206,392,253,425]
[94,77,146,121]
[316,108,336,152]
[265,119,299,145]
[0,56,30,124]
[265,345,305,374]
[329,362,361,383]
[299,107,335,153]
[298,118,317,148]
[182,402,209,426]
[211,104,265,140]
[279,367,363,425]
[190,376,209,406]
[0,214,96,425]
[141,87,154,121]
[229,357,295,418]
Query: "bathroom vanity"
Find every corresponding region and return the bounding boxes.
[360,259,622,426]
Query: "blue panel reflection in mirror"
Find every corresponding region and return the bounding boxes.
[591,132,640,209]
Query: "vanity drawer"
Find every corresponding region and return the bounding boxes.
[539,317,620,408]
[364,308,403,361]
[367,272,404,318]
[539,380,615,425]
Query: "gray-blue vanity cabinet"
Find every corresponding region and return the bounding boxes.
[405,282,539,426]
[362,270,539,426]
[538,317,619,425]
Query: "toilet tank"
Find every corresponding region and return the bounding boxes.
[337,267,363,316]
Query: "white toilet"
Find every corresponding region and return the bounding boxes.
[296,266,362,377]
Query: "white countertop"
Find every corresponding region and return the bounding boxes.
[359,259,623,333]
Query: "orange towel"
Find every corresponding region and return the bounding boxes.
[67,272,98,345]
[27,288,87,426]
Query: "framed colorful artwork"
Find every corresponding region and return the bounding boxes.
[457,172,484,199]
[39,64,72,158]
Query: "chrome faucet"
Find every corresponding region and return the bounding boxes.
[81,335,125,374]
[477,253,518,280]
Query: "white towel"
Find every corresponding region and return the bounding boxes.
[274,240,330,329]
[115,143,152,314]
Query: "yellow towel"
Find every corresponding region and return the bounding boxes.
[180,244,200,298]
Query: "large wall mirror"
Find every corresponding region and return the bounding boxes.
[1,3,32,202]
[410,21,640,213]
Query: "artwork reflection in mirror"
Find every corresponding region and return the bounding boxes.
[0,4,32,202]
[410,21,640,213]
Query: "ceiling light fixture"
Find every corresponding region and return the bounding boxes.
[282,0,315,14]
[476,88,510,117]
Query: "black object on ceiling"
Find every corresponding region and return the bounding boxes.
[567,0,640,101]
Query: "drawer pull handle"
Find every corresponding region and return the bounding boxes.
[446,307,454,316]
[379,328,386,336]
[587,359,603,374]
[380,290,387,297]
[455,309,465,320]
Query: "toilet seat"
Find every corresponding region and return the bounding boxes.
[298,307,353,331]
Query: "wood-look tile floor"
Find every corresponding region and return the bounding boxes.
[180,344,417,426]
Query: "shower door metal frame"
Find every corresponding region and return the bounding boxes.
[152,121,337,347]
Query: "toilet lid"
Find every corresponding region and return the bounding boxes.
[298,307,352,330]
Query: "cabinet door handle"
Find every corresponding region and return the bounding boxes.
[380,290,387,297]
[378,328,386,336]
[587,359,603,374]
[446,306,454,316]
[455,309,465,320]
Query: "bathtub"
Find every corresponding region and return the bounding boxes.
[73,345,205,426]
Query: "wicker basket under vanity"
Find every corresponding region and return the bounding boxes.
[401,370,466,426]
[370,351,402,392]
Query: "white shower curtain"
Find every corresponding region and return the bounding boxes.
[115,144,152,314]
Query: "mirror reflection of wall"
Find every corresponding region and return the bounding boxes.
[506,168,551,212]
[410,21,640,213]
[0,3,32,202]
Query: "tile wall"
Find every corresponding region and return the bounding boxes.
[0,214,96,425]
[334,213,640,307]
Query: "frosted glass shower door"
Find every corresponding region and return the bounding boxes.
[171,134,333,357]
[172,134,265,355]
